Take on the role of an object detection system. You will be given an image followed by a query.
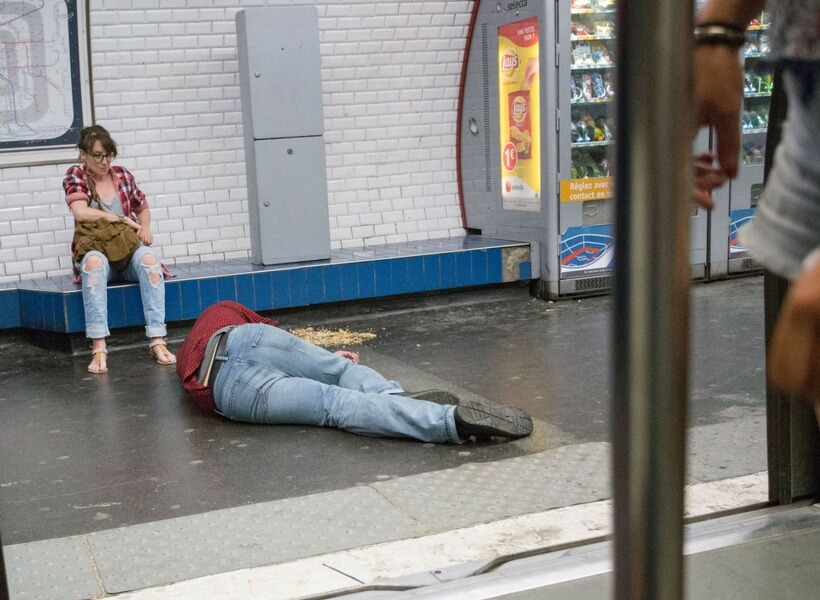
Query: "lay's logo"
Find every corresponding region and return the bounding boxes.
[512,95,528,121]
[501,50,519,75]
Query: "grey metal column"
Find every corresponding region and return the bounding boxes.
[612,1,694,599]
[236,7,331,266]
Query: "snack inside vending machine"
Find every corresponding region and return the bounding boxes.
[459,0,709,298]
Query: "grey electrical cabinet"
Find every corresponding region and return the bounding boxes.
[237,7,331,265]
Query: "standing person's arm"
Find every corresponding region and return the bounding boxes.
[696,0,766,29]
[694,0,766,179]
[768,253,820,424]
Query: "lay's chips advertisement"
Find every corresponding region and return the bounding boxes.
[498,17,541,211]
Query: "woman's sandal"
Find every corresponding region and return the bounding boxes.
[88,348,109,374]
[149,340,176,365]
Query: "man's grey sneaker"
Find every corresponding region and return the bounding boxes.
[403,389,461,405]
[454,400,533,440]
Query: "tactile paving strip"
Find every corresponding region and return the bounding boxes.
[5,536,100,600]
[87,486,423,593]
[3,422,768,599]
[373,442,612,531]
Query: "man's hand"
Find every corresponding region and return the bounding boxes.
[694,44,744,180]
[769,257,820,426]
[693,152,728,210]
[334,350,360,364]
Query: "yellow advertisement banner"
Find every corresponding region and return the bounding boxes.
[498,18,541,212]
[560,177,613,203]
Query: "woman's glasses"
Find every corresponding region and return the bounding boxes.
[88,152,114,164]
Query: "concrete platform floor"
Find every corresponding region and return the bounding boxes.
[0,276,769,597]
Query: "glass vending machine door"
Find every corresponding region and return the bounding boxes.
[729,11,771,273]
[559,0,617,294]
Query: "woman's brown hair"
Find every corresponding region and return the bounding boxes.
[77,125,118,158]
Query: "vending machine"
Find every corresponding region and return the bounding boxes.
[460,0,709,298]
[707,12,771,278]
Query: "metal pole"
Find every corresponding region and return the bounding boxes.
[612,1,694,599]
[0,530,9,600]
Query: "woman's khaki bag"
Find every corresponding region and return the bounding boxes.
[72,179,140,271]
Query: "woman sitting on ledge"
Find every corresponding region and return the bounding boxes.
[63,125,175,374]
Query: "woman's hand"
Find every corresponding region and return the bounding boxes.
[137,226,153,246]
[134,211,154,246]
[118,215,152,245]
[125,218,152,245]
[334,350,360,364]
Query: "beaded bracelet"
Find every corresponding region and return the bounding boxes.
[694,23,748,49]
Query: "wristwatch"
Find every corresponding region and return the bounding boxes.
[694,23,747,49]
[118,215,125,223]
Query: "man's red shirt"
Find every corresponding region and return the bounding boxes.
[176,301,277,414]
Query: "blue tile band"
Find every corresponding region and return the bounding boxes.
[9,237,531,333]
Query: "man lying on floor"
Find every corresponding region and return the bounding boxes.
[176,301,532,443]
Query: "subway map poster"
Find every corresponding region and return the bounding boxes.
[0,1,84,149]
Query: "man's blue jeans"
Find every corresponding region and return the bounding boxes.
[211,324,461,443]
[81,247,168,339]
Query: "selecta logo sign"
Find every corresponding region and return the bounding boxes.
[505,181,524,193]
[501,49,519,78]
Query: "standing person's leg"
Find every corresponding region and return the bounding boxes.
[124,246,175,364]
[81,251,111,373]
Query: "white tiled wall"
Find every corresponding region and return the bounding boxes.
[0,0,472,284]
